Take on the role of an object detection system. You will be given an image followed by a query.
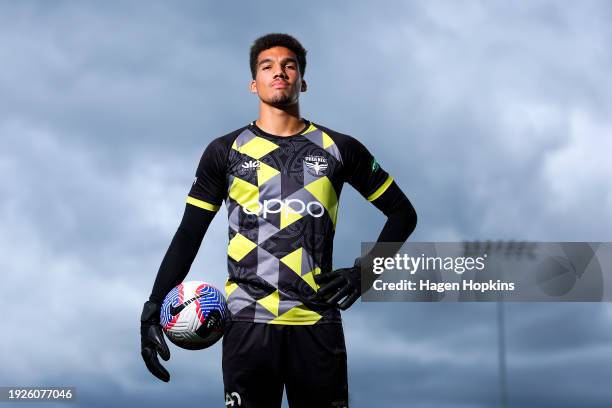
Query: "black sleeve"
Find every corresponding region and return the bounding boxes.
[335,132,416,243]
[148,204,216,304]
[333,132,417,287]
[371,181,417,242]
[187,136,231,211]
[341,136,394,202]
[148,135,233,304]
[360,180,418,290]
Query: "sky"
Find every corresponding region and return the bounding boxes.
[1,1,612,407]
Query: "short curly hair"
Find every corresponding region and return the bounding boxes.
[249,33,307,79]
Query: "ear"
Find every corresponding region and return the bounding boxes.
[301,79,307,92]
[250,79,257,94]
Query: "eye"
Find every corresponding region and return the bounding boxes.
[261,66,271,70]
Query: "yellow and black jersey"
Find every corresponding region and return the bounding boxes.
[186,120,396,325]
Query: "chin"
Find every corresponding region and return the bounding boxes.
[267,94,296,107]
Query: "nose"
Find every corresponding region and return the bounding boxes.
[273,64,288,79]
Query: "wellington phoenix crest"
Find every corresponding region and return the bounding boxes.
[304,155,328,176]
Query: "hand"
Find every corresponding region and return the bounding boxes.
[140,301,171,382]
[313,259,362,310]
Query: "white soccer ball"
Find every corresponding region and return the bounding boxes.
[160,281,230,350]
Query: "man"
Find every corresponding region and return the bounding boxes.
[141,33,417,408]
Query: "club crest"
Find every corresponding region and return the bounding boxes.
[304,155,328,176]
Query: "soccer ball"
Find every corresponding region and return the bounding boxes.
[160,281,230,350]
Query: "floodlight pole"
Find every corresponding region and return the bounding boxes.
[497,300,508,408]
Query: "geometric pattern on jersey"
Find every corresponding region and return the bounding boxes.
[188,121,393,325]
[224,124,344,325]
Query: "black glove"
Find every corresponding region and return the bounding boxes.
[313,258,362,310]
[140,301,171,382]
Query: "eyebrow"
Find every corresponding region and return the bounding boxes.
[258,57,298,66]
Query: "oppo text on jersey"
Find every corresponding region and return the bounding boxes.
[242,198,325,218]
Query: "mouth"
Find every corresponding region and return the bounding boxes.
[271,80,289,89]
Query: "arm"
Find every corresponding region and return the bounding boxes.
[314,181,417,309]
[314,132,417,309]
[361,181,417,290]
[150,134,230,304]
[140,204,216,382]
[141,134,232,382]
[148,204,217,304]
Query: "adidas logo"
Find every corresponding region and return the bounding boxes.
[241,160,260,170]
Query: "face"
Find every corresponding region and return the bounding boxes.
[250,46,307,107]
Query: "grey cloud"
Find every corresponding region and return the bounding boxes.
[1,1,612,407]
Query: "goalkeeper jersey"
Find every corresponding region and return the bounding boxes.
[188,120,394,325]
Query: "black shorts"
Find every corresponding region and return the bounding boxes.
[222,321,349,408]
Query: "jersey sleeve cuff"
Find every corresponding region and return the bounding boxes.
[186,196,221,212]
[366,175,394,202]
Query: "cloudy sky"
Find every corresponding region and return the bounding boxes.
[1,1,612,407]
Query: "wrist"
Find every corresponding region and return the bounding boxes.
[141,300,161,323]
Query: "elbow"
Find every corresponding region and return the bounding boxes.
[389,199,417,238]
[375,182,417,238]
[405,201,418,236]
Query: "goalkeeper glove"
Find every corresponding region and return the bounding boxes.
[313,258,362,310]
[140,300,171,382]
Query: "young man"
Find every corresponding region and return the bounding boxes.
[140,33,417,408]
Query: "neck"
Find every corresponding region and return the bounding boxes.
[256,102,304,136]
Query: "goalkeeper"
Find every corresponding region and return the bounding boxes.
[140,33,417,408]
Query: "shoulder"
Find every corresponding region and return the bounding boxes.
[206,125,250,150]
[195,125,250,170]
[199,124,251,158]
[311,122,358,145]
[311,122,369,157]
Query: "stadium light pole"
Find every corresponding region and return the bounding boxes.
[493,241,509,408]
[497,300,508,408]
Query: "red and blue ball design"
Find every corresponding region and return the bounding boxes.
[160,281,230,350]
